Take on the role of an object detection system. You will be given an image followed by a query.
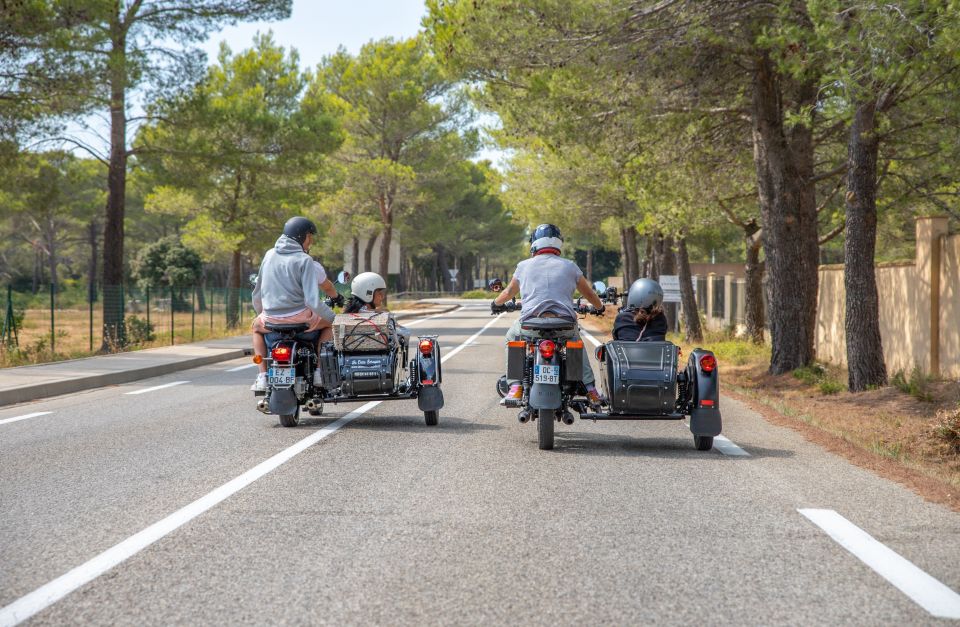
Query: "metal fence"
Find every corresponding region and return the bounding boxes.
[2,283,256,363]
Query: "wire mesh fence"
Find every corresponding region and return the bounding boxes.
[1,283,256,367]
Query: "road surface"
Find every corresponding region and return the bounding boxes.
[2,303,959,625]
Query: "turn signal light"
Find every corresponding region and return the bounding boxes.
[419,339,434,357]
[538,340,556,359]
[271,346,292,362]
[699,354,717,373]
[252,354,262,364]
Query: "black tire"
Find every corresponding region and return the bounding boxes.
[424,410,439,426]
[694,434,713,451]
[537,409,554,450]
[496,375,509,398]
[279,405,300,428]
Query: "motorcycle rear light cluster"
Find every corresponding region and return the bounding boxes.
[538,340,556,359]
[271,346,292,362]
[699,354,717,373]
[419,339,434,357]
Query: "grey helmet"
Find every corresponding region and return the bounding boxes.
[626,278,663,311]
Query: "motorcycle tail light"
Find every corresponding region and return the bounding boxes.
[419,339,434,357]
[699,354,717,373]
[271,345,292,362]
[538,340,556,359]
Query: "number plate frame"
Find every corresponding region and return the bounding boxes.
[533,364,560,384]
[267,366,296,387]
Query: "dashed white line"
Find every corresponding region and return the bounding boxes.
[799,508,960,619]
[713,434,750,456]
[0,314,504,626]
[0,411,53,426]
[123,381,189,395]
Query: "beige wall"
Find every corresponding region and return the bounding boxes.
[816,217,958,378]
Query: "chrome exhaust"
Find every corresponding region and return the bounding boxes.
[517,409,530,424]
[256,397,270,414]
[561,410,575,426]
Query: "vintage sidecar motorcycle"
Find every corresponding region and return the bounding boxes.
[494,281,721,451]
[254,272,444,427]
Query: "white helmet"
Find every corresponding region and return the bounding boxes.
[351,272,387,303]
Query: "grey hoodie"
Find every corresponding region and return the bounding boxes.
[252,235,335,322]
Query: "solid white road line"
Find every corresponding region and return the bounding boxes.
[0,315,501,626]
[440,313,505,363]
[0,411,53,426]
[580,329,602,347]
[225,363,256,372]
[799,508,960,619]
[713,434,750,456]
[123,381,189,395]
[404,307,459,327]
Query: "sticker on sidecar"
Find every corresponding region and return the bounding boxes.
[268,367,295,386]
[533,364,560,384]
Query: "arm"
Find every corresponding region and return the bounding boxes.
[252,257,266,314]
[302,261,335,323]
[493,277,520,305]
[576,275,604,309]
[319,278,338,299]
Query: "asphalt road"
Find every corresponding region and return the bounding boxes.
[2,303,959,625]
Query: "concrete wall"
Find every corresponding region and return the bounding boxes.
[343,233,402,275]
[816,217,959,378]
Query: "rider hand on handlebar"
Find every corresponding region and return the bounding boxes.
[329,293,345,308]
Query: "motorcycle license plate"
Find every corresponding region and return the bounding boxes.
[534,364,560,384]
[268,367,295,386]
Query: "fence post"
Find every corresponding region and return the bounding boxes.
[50,282,55,354]
[146,285,150,331]
[170,286,175,346]
[210,288,214,330]
[191,287,196,342]
[89,287,93,353]
[724,273,734,327]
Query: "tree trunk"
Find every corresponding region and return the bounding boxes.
[620,226,639,285]
[196,269,207,312]
[362,234,375,273]
[32,245,41,293]
[751,53,819,374]
[378,225,392,281]
[585,248,593,283]
[88,221,98,303]
[744,229,765,344]
[351,236,359,278]
[100,26,128,350]
[844,99,887,391]
[641,237,652,278]
[226,249,242,328]
[676,237,703,343]
[437,245,453,292]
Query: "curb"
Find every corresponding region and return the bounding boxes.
[0,305,459,408]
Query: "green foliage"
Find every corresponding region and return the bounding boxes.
[126,316,156,345]
[459,289,495,299]
[932,405,960,454]
[132,237,202,289]
[891,367,936,402]
[792,363,845,394]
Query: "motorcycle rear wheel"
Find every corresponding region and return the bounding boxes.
[279,405,300,428]
[694,434,713,451]
[537,409,554,450]
[424,410,439,426]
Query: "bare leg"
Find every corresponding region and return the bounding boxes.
[252,332,267,374]
[316,322,333,353]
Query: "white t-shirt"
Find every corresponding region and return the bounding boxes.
[512,253,583,321]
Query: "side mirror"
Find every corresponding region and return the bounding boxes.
[488,278,503,293]
[336,270,351,284]
[248,273,258,288]
[592,281,607,294]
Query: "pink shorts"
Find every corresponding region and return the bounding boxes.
[251,309,328,333]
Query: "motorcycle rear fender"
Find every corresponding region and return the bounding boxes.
[268,388,299,415]
[529,352,562,410]
[416,337,442,385]
[418,385,444,411]
[688,348,722,436]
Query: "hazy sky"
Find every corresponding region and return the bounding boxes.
[200,0,429,69]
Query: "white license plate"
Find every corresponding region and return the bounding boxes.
[534,364,560,384]
[268,367,295,386]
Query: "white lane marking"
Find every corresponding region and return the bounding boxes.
[441,313,505,363]
[123,381,189,395]
[0,411,53,426]
[799,508,960,619]
[580,329,602,347]
[713,434,750,456]
[225,363,256,372]
[404,307,460,327]
[0,314,498,626]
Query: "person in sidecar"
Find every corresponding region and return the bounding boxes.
[341,271,411,346]
[492,223,605,406]
[250,217,340,392]
[614,278,669,342]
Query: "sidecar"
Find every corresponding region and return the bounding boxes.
[573,340,721,450]
[312,312,445,426]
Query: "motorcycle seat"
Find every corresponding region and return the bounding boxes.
[521,317,575,332]
[264,323,310,333]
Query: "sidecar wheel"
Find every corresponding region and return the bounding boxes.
[694,434,713,451]
[537,409,554,450]
[496,375,509,398]
[424,410,439,426]
[279,406,300,428]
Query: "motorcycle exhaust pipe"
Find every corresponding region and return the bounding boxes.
[562,410,575,426]
[517,409,530,424]
[305,398,317,410]
[256,398,270,414]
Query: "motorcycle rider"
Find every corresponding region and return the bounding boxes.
[492,223,605,406]
[613,278,669,342]
[250,217,342,392]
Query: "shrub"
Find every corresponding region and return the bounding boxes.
[891,366,935,402]
[127,316,155,345]
[818,379,845,395]
[460,290,495,299]
[792,363,845,395]
[932,405,960,453]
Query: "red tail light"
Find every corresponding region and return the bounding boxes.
[419,339,434,357]
[271,345,292,362]
[699,354,717,373]
[538,340,556,359]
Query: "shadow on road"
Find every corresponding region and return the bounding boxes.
[273,414,503,433]
[549,431,794,460]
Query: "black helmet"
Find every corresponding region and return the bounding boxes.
[529,223,563,254]
[283,216,317,244]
